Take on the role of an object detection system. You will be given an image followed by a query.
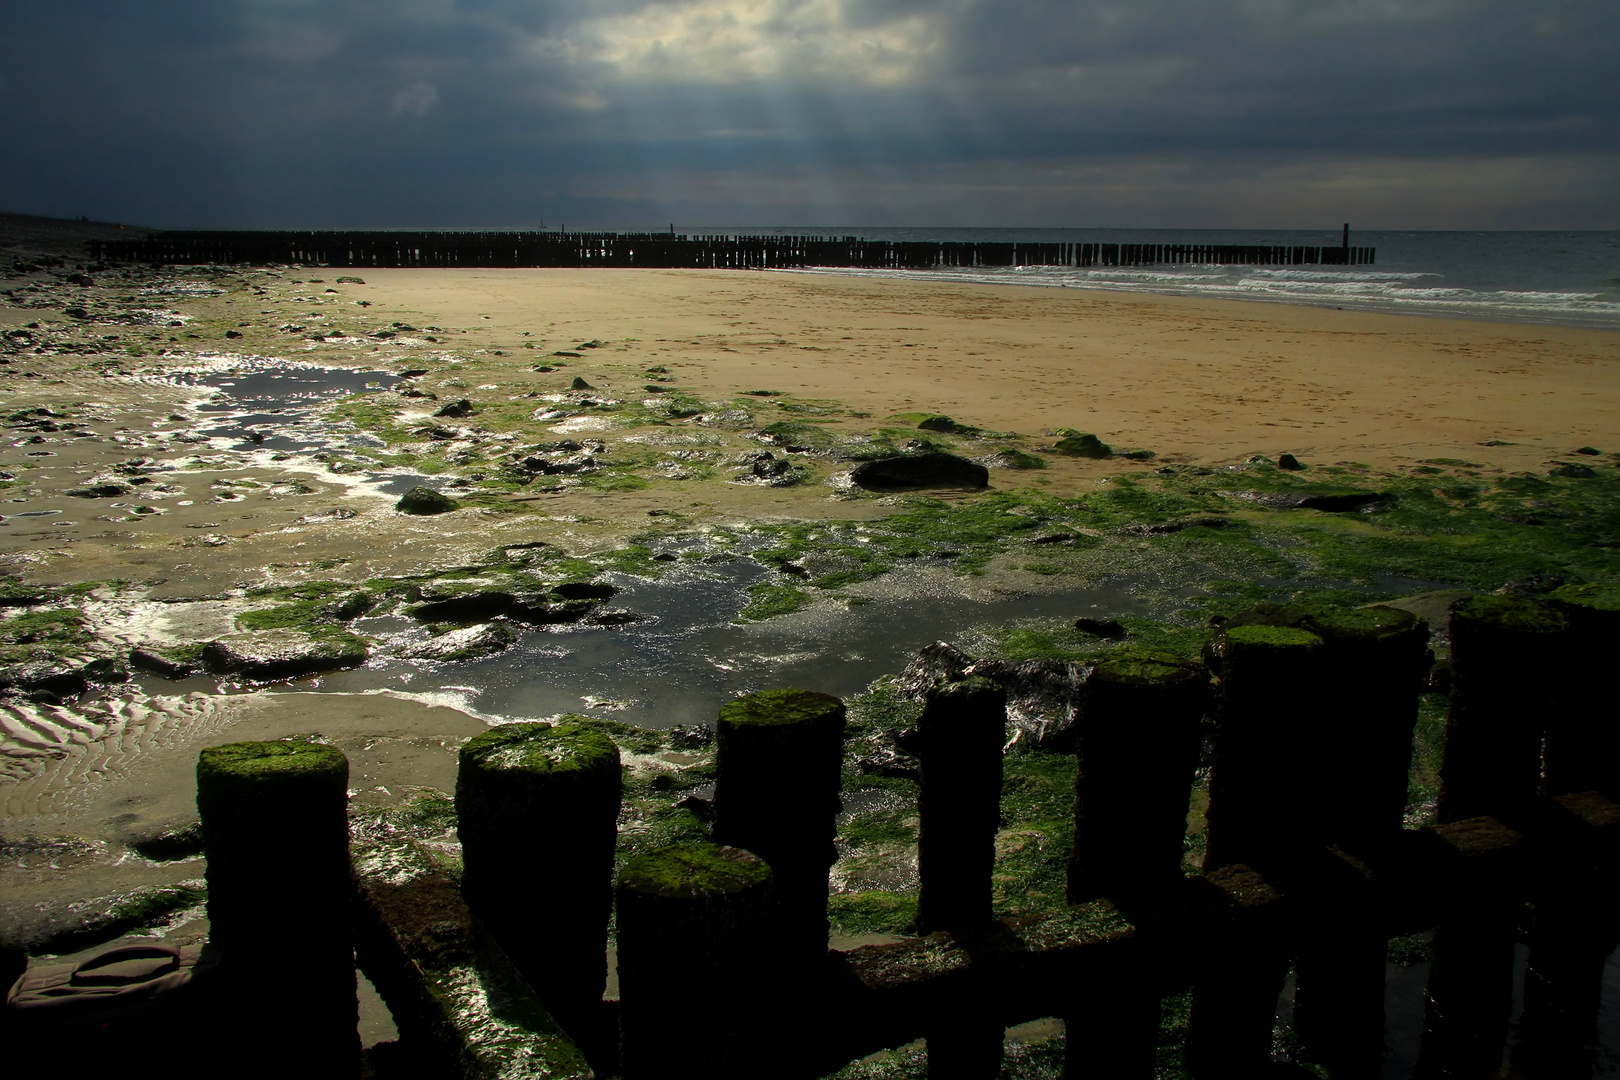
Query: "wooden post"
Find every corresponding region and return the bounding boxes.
[713,689,846,976]
[1068,647,1208,901]
[917,676,1007,930]
[456,721,622,1047]
[196,740,357,1069]
[1545,583,1620,798]
[1202,624,1325,872]
[616,843,776,1080]
[1438,596,1566,823]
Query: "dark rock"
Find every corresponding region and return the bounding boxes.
[0,663,89,698]
[80,657,130,684]
[202,629,368,679]
[570,376,594,390]
[849,452,988,491]
[1125,516,1233,536]
[395,486,458,515]
[1550,462,1598,479]
[652,552,679,562]
[65,481,131,498]
[588,610,642,626]
[1074,617,1128,639]
[508,597,597,624]
[409,592,516,623]
[1576,446,1601,456]
[397,368,429,378]
[1119,449,1156,460]
[673,794,714,821]
[402,622,516,661]
[1277,453,1305,470]
[1297,491,1392,512]
[128,822,205,862]
[551,581,619,601]
[337,276,365,285]
[65,274,93,287]
[668,723,715,749]
[1053,433,1111,458]
[917,415,974,434]
[63,307,89,319]
[225,330,243,339]
[434,398,474,419]
[130,648,197,679]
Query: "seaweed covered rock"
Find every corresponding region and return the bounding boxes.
[850,452,988,491]
[201,628,367,679]
[403,621,516,661]
[1053,433,1111,458]
[395,485,458,515]
[432,397,474,418]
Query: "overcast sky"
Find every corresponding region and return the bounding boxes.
[3,1,1616,229]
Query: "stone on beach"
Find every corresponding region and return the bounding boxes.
[849,451,989,490]
[201,628,368,679]
[395,485,458,514]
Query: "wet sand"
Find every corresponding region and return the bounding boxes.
[363,266,1620,474]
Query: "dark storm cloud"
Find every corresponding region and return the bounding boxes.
[2,0,1616,227]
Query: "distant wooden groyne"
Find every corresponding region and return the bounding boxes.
[87,231,1375,271]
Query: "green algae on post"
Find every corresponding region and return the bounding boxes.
[1202,622,1324,872]
[616,843,775,1079]
[915,676,1006,932]
[1546,582,1620,797]
[195,739,357,1069]
[1440,595,1567,823]
[715,689,846,977]
[1069,647,1207,902]
[456,721,621,1043]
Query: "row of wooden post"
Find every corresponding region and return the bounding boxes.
[191,587,1618,1077]
[90,233,1375,271]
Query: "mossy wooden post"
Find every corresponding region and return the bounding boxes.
[616,843,775,1080]
[1063,649,1205,1080]
[456,721,621,1046]
[1068,647,1207,902]
[1289,606,1428,1073]
[917,676,1007,930]
[1546,583,1620,798]
[1301,605,1431,844]
[916,677,1007,1080]
[1438,596,1566,823]
[196,739,356,1068]
[1201,624,1325,872]
[1184,866,1291,1079]
[713,689,846,972]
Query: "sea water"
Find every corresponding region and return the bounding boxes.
[696,227,1620,331]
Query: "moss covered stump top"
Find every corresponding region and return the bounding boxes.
[718,689,844,733]
[197,739,347,798]
[1549,582,1620,616]
[458,721,620,781]
[1302,605,1423,643]
[617,843,772,901]
[1223,623,1323,652]
[1450,595,1567,637]
[1090,646,1205,688]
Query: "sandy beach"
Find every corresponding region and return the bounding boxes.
[361,266,1620,473]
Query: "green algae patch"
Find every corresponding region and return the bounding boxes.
[458,721,619,779]
[828,890,919,936]
[736,582,809,622]
[1054,433,1111,458]
[719,688,844,730]
[197,738,347,790]
[1549,581,1620,612]
[617,842,772,899]
[1222,624,1323,650]
[1091,646,1204,687]
[1450,594,1567,635]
